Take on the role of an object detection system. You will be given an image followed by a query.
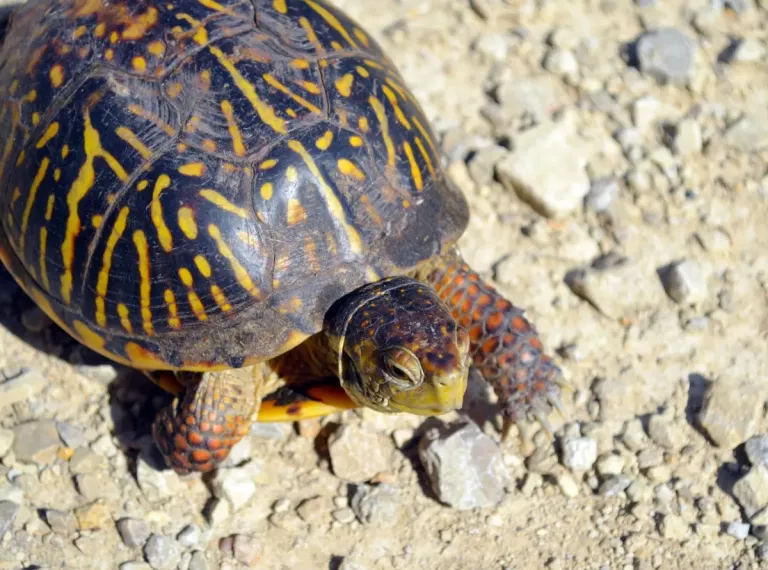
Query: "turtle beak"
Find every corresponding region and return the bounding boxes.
[387,366,468,415]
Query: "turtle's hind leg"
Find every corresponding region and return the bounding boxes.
[423,251,566,443]
[151,367,262,474]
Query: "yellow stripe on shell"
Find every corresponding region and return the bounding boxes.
[199,189,249,218]
[208,224,261,297]
[19,157,49,253]
[95,207,130,327]
[133,230,154,335]
[151,175,173,252]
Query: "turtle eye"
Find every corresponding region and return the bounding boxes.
[382,347,424,390]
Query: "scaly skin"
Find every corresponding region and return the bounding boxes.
[422,249,564,437]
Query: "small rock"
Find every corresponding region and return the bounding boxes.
[473,34,508,62]
[543,48,579,79]
[497,118,590,218]
[296,496,332,524]
[350,483,401,526]
[206,498,231,527]
[249,422,288,440]
[69,447,109,474]
[0,501,19,540]
[419,421,510,510]
[75,501,111,530]
[44,509,78,535]
[328,425,393,483]
[212,466,258,511]
[638,448,665,470]
[467,145,507,188]
[555,469,580,498]
[599,475,632,497]
[0,428,13,458]
[632,96,662,131]
[660,514,689,540]
[724,114,768,152]
[12,420,60,465]
[495,75,567,122]
[177,524,201,548]
[646,465,671,484]
[648,415,686,450]
[655,484,676,504]
[695,228,731,253]
[0,368,48,410]
[673,119,703,156]
[137,458,183,502]
[74,472,121,502]
[55,422,87,449]
[636,28,698,85]
[699,378,765,448]
[660,260,708,304]
[188,551,209,570]
[733,466,768,519]
[561,436,598,471]
[730,38,766,63]
[332,507,356,524]
[596,453,625,477]
[746,436,768,467]
[726,521,750,540]
[584,178,618,212]
[117,517,151,548]
[144,534,182,570]
[622,419,650,451]
[338,559,369,570]
[521,472,543,496]
[232,534,262,567]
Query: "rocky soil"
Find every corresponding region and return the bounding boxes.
[1,0,768,569]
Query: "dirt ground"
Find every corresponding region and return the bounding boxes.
[1,0,768,569]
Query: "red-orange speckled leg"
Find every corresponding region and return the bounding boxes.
[152,368,259,474]
[427,256,564,437]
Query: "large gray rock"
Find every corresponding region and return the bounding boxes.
[733,466,768,519]
[698,378,765,448]
[419,421,510,510]
[12,420,60,465]
[636,28,698,85]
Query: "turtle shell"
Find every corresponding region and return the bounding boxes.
[0,0,469,371]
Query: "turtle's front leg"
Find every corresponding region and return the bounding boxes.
[425,252,565,440]
[151,367,261,474]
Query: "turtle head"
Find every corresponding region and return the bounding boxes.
[326,276,470,415]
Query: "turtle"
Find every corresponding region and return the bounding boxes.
[0,0,565,475]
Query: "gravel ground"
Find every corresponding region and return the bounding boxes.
[1,0,768,569]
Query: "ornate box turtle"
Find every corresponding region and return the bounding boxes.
[0,0,565,474]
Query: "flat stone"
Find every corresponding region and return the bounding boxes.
[0,368,48,410]
[69,447,109,474]
[418,420,510,510]
[144,534,182,570]
[74,472,122,502]
[117,517,151,548]
[467,145,507,188]
[497,118,589,218]
[543,48,579,79]
[733,466,768,519]
[648,415,686,450]
[350,483,401,526]
[0,501,19,540]
[636,28,698,85]
[746,436,768,467]
[12,420,60,465]
[599,475,632,497]
[74,500,111,530]
[495,75,568,123]
[120,563,153,570]
[699,378,766,448]
[232,534,263,567]
[44,509,78,535]
[566,258,665,319]
[596,453,625,477]
[555,469,580,498]
[660,260,708,304]
[328,424,393,483]
[725,114,768,152]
